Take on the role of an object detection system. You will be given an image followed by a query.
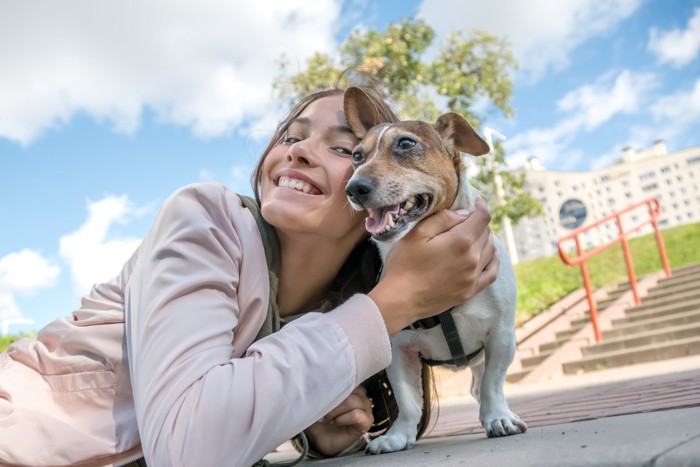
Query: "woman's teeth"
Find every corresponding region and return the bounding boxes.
[279,176,312,193]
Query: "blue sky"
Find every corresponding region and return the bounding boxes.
[1,0,699,334]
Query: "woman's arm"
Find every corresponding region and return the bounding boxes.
[125,184,391,467]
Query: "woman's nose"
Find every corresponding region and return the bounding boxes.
[287,139,316,165]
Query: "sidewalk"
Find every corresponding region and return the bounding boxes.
[265,355,700,466]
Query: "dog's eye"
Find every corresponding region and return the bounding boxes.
[352,151,364,165]
[397,137,416,150]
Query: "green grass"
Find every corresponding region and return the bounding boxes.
[0,334,32,354]
[515,221,700,324]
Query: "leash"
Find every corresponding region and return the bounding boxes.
[252,432,309,467]
[412,309,484,367]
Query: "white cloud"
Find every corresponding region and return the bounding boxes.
[558,70,658,130]
[417,0,642,81]
[506,70,656,169]
[0,0,342,145]
[622,78,700,149]
[59,195,143,298]
[650,78,700,129]
[648,7,700,68]
[0,249,60,320]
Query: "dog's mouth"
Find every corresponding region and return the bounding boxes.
[365,193,432,240]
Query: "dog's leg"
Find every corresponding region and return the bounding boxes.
[366,330,424,454]
[479,328,528,437]
[469,351,485,403]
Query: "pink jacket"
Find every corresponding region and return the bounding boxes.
[0,183,391,467]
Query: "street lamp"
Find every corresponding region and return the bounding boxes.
[483,127,519,265]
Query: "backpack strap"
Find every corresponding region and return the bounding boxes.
[238,195,282,342]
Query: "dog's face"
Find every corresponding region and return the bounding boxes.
[344,87,490,243]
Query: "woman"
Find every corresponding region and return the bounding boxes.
[0,87,498,466]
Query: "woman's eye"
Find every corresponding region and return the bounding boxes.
[397,137,416,150]
[283,136,301,145]
[333,147,352,156]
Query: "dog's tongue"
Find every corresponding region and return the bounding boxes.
[365,204,400,235]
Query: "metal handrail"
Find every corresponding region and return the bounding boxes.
[557,197,671,342]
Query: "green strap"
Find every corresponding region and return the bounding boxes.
[238,195,282,341]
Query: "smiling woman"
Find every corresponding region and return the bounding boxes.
[0,85,500,467]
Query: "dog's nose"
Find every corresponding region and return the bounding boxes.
[346,178,374,207]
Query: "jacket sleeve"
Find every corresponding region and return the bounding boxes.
[124,183,391,467]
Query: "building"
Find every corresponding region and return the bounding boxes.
[512,140,700,262]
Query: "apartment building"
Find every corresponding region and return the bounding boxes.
[512,140,700,261]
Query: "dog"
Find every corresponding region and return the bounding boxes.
[343,87,527,454]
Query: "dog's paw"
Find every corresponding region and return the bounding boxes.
[365,433,416,454]
[481,411,528,438]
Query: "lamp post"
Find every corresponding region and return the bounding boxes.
[483,128,519,264]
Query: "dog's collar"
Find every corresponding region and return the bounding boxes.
[411,309,484,368]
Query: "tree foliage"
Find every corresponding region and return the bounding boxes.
[273,18,542,232]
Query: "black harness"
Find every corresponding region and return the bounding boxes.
[411,308,484,367]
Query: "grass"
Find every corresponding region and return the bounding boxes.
[514,221,700,324]
[2,222,699,352]
[0,334,32,354]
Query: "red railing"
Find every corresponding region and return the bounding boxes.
[557,197,671,342]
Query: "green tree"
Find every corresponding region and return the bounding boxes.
[273,17,541,232]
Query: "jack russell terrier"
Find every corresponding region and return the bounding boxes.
[343,87,527,454]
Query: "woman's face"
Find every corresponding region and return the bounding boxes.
[261,94,367,242]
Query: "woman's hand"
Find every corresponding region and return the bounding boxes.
[369,198,499,335]
[304,386,374,456]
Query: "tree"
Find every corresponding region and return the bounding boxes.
[273,17,541,232]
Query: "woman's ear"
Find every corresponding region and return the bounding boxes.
[344,87,382,138]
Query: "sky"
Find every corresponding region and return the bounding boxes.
[1,0,699,334]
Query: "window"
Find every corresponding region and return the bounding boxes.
[661,166,671,173]
[639,171,656,181]
[642,183,658,192]
[687,156,700,165]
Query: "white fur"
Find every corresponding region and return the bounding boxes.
[365,160,527,454]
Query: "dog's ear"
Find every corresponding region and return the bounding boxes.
[344,87,382,138]
[434,113,490,157]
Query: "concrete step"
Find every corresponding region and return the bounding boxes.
[643,283,700,302]
[595,287,631,310]
[658,262,700,280]
[650,273,700,294]
[625,289,700,313]
[520,348,556,368]
[613,300,700,326]
[580,322,700,357]
[538,338,571,353]
[562,335,700,374]
[602,309,700,340]
[555,321,588,340]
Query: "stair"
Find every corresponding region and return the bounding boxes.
[506,283,630,383]
[562,263,700,375]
